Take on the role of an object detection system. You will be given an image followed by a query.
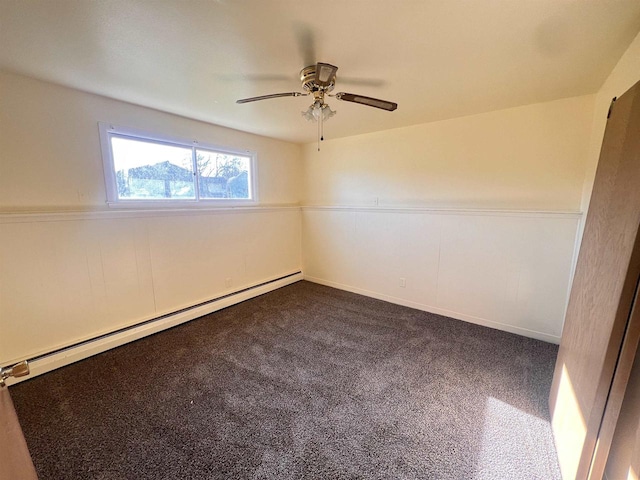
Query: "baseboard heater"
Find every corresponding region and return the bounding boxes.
[3,272,303,386]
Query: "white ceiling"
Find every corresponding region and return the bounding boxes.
[2,0,640,144]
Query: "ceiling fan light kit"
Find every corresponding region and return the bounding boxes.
[236,62,397,150]
[302,102,336,123]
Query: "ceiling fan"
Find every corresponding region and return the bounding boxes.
[236,63,397,148]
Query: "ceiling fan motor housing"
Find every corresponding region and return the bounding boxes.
[300,65,335,93]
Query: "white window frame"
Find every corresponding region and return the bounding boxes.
[98,122,258,207]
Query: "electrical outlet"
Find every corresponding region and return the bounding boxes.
[400,277,406,288]
[225,277,232,288]
[374,197,379,206]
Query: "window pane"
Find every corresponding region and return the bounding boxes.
[111,136,195,200]
[196,150,251,199]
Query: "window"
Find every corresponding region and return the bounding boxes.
[99,123,256,206]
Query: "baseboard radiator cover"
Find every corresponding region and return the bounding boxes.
[4,272,303,386]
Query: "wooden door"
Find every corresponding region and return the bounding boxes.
[549,80,640,480]
[0,388,38,479]
[603,326,640,480]
[590,275,640,478]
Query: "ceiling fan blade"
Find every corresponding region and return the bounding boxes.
[315,63,338,87]
[293,23,316,67]
[335,92,398,111]
[338,77,386,88]
[219,73,292,82]
[236,92,307,104]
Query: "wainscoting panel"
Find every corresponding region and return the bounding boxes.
[303,207,580,343]
[0,207,302,366]
[145,210,302,314]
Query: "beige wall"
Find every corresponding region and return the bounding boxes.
[299,94,596,342]
[303,207,579,343]
[0,72,303,366]
[0,208,302,365]
[301,94,595,211]
[0,71,302,211]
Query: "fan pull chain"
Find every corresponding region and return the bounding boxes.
[317,114,321,151]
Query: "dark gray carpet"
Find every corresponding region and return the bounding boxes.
[10,281,561,479]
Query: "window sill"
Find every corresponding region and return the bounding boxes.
[106,199,258,209]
